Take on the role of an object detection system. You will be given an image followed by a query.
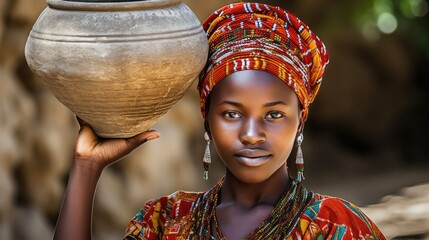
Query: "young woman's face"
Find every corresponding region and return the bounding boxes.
[207,70,303,183]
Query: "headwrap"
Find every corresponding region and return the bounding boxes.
[198,2,329,120]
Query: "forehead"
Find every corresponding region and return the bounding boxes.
[209,70,299,106]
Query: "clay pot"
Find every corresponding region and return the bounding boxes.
[25,0,208,138]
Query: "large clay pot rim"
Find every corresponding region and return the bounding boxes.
[47,0,182,11]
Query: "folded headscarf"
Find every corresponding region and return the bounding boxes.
[198,2,329,120]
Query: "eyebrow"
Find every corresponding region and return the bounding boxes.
[219,101,288,107]
[219,101,243,107]
[263,101,288,107]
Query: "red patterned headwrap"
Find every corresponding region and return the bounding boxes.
[198,2,329,120]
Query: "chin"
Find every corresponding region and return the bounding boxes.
[230,169,273,184]
[226,163,289,185]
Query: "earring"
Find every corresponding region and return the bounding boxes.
[203,132,211,180]
[296,133,305,183]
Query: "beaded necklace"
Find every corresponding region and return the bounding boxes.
[189,176,312,239]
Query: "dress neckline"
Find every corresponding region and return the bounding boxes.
[190,176,313,240]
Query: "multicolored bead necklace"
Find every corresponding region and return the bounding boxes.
[189,176,312,239]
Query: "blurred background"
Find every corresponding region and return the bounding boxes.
[1,0,428,239]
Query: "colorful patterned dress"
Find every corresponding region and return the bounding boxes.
[124,178,386,240]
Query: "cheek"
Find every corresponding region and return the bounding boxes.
[208,118,234,144]
[207,111,239,135]
[271,129,295,147]
[268,120,299,148]
[207,117,240,160]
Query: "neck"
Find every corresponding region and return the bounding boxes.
[219,165,290,208]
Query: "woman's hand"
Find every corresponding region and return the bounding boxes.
[73,118,160,171]
[54,118,160,240]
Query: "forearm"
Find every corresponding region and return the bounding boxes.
[53,119,159,239]
[53,162,103,240]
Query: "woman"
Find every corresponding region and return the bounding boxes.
[54,2,386,240]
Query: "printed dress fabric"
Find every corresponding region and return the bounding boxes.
[123,179,386,240]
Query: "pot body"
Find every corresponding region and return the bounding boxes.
[25,0,208,137]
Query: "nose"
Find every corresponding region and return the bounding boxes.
[240,118,266,145]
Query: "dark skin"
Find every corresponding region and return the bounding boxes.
[53,120,160,240]
[53,70,303,240]
[207,70,303,239]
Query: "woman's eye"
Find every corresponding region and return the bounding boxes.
[223,111,241,119]
[266,111,284,119]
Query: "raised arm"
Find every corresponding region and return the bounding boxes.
[53,119,159,240]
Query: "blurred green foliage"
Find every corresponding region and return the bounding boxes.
[353,0,429,58]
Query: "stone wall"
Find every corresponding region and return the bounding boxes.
[1,0,428,239]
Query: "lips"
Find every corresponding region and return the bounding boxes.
[235,149,272,167]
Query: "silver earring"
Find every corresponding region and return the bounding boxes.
[296,133,305,183]
[203,132,211,180]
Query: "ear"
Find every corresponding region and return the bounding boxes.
[204,119,211,137]
[297,110,305,136]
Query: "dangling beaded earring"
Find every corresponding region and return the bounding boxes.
[296,133,305,183]
[203,132,211,180]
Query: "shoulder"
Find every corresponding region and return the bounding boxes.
[296,194,386,239]
[304,195,368,222]
[124,191,202,239]
[132,190,202,221]
[165,191,203,219]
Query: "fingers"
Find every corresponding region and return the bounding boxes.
[91,129,158,165]
[76,116,96,139]
[74,116,99,156]
[76,116,89,128]
[141,129,160,141]
[73,114,160,165]
[125,130,160,149]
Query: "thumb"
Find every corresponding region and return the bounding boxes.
[98,129,160,161]
[125,130,160,149]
